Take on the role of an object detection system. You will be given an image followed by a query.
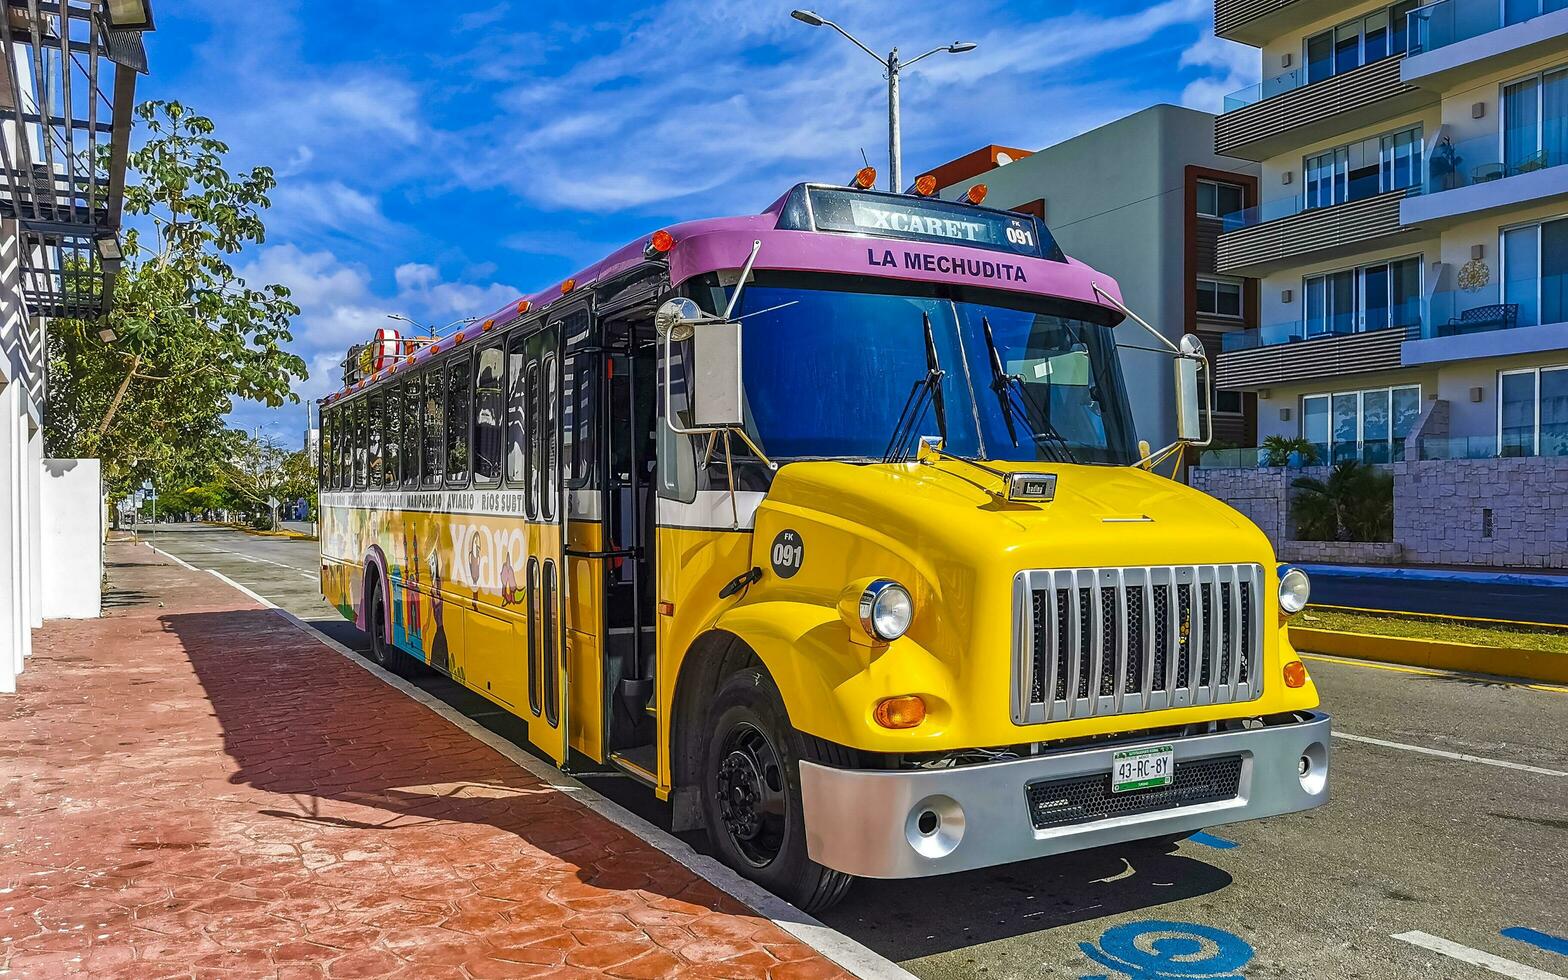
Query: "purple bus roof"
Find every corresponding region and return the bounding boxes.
[326,188,1127,401]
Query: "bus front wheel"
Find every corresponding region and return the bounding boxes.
[700,669,853,912]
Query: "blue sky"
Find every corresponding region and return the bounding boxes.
[138,0,1258,449]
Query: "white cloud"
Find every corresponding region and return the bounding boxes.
[449,0,1212,213]
[268,180,402,242]
[1177,33,1259,113]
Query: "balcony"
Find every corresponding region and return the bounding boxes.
[1405,0,1568,90]
[1215,323,1407,389]
[1216,189,1417,277]
[1404,274,1568,365]
[1214,0,1319,46]
[1217,55,1436,161]
[1401,130,1568,228]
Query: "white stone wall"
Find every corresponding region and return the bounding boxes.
[1394,456,1568,567]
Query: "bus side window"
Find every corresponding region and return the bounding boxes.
[385,384,402,487]
[656,338,697,503]
[446,356,473,486]
[319,409,331,489]
[423,367,445,487]
[474,343,504,486]
[506,333,529,489]
[403,376,421,488]
[353,398,368,489]
[526,361,541,519]
[368,392,385,488]
[341,403,354,491]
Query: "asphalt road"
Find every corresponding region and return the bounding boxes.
[138,524,1568,980]
[1310,572,1568,625]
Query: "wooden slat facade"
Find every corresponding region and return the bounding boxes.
[1216,190,1413,276]
[1215,0,1301,41]
[1214,326,1407,389]
[1214,55,1434,160]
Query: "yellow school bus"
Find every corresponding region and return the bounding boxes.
[318,179,1328,910]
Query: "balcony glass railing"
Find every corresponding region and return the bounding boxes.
[1411,131,1567,197]
[1420,434,1568,458]
[1407,0,1568,57]
[1222,183,1413,232]
[1220,276,1567,353]
[1195,442,1410,468]
[1223,68,1307,112]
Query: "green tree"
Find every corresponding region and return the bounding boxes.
[1290,461,1394,542]
[44,100,306,500]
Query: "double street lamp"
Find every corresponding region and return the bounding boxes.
[790,9,976,194]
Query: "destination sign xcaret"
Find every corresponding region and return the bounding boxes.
[803,187,1057,259]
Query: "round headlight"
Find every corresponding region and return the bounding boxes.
[859,580,913,641]
[1278,566,1311,615]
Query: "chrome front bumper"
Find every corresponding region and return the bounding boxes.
[798,711,1330,879]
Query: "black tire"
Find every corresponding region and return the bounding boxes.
[365,577,406,676]
[700,668,854,912]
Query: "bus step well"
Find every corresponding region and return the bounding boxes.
[609,745,659,785]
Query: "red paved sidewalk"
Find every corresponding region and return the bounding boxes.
[0,543,848,979]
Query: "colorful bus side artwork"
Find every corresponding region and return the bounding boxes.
[317,178,1330,911]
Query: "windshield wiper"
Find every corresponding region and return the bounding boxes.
[883,311,947,463]
[979,315,1079,465]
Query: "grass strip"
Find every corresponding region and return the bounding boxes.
[1299,606,1568,654]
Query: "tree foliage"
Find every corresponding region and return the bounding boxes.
[1290,461,1394,542]
[44,100,306,498]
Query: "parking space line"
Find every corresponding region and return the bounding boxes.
[1332,732,1568,777]
[1504,928,1568,958]
[1394,931,1567,980]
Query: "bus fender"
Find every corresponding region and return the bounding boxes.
[358,545,393,643]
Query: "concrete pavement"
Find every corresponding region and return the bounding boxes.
[131,525,1568,979]
[0,539,850,979]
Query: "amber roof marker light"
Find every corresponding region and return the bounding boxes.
[790,10,975,193]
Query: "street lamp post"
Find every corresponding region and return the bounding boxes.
[790,10,976,193]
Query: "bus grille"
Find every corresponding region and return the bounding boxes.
[1025,754,1244,830]
[1011,565,1265,725]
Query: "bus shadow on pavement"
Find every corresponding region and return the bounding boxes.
[165,608,752,926]
[818,841,1232,960]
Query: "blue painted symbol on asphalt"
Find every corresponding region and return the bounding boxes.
[1189,831,1239,850]
[1502,927,1568,957]
[1079,920,1254,979]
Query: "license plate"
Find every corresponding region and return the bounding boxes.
[1112,745,1174,793]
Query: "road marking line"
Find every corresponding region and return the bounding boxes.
[1301,654,1568,694]
[1394,931,1567,980]
[1503,928,1568,958]
[1334,732,1568,777]
[145,542,197,572]
[198,561,913,980]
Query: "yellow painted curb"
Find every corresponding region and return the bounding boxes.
[1289,626,1568,685]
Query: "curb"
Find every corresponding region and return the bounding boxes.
[1290,626,1568,684]
[1299,563,1568,588]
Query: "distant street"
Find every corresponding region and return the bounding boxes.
[145,523,1568,980]
[1309,570,1568,625]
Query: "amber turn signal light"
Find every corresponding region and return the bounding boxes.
[1283,660,1308,688]
[873,695,927,729]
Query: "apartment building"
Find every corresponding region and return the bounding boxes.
[930,105,1262,452]
[1200,0,1568,567]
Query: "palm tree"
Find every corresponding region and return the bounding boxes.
[1290,461,1394,542]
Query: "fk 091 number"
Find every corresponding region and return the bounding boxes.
[1005,226,1036,247]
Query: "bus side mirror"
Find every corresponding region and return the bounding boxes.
[691,320,744,428]
[1175,334,1207,443]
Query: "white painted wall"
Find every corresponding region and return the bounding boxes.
[40,458,102,620]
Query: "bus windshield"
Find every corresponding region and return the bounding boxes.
[708,275,1138,466]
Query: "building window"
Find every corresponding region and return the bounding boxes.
[1305,1,1420,84]
[1302,384,1421,462]
[1501,216,1568,327]
[1196,179,1244,219]
[1499,365,1568,456]
[1304,257,1421,337]
[1304,126,1422,210]
[1196,277,1243,318]
[1503,65,1568,177]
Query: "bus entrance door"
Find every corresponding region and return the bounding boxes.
[518,323,569,766]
